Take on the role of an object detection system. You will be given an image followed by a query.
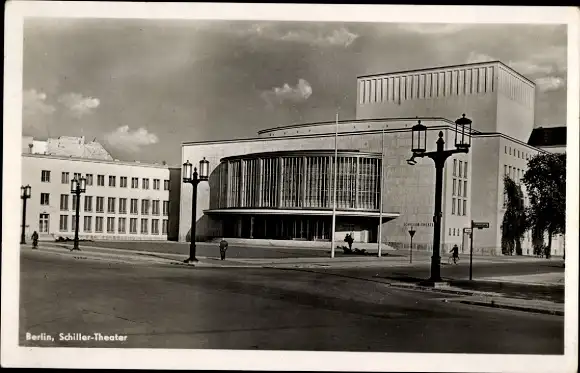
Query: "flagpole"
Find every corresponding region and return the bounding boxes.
[378,128,385,257]
[331,112,338,258]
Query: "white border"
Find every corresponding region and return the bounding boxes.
[3,3,579,372]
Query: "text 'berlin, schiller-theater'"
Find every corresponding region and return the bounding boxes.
[180,61,565,256]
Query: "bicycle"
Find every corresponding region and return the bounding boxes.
[447,254,459,265]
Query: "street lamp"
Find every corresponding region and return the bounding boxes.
[70,176,87,251]
[183,157,210,263]
[407,115,471,283]
[20,185,32,244]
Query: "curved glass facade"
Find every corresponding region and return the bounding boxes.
[217,150,382,211]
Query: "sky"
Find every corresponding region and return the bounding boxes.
[22,19,568,165]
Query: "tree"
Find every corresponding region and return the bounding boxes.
[522,153,566,258]
[501,176,527,255]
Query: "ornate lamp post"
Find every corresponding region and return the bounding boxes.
[70,176,87,251]
[407,115,472,283]
[20,185,32,244]
[183,157,210,263]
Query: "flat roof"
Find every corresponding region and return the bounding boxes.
[357,60,535,86]
[22,153,176,169]
[472,132,550,153]
[257,116,455,135]
[221,149,382,162]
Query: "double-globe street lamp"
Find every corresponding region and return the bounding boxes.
[183,157,210,263]
[407,114,472,283]
[70,176,87,251]
[20,185,32,244]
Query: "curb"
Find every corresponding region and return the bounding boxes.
[455,299,564,316]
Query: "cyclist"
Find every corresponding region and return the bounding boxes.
[450,244,459,264]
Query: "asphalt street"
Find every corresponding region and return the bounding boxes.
[19,250,563,354]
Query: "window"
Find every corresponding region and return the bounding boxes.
[452,198,456,214]
[131,177,139,188]
[95,217,104,232]
[130,199,138,214]
[152,219,159,235]
[74,173,82,181]
[41,170,51,182]
[458,180,463,197]
[140,219,148,234]
[152,200,160,215]
[504,165,508,177]
[517,150,520,158]
[141,199,150,215]
[153,179,160,190]
[508,166,512,178]
[162,219,168,234]
[464,162,468,178]
[97,175,105,186]
[72,195,79,211]
[59,215,68,231]
[61,172,70,184]
[60,194,69,211]
[38,214,48,233]
[86,174,94,186]
[107,217,115,233]
[509,147,512,155]
[452,179,456,196]
[505,146,507,154]
[84,196,93,212]
[453,160,457,176]
[459,161,463,177]
[71,215,76,232]
[164,180,170,191]
[96,197,104,213]
[449,228,452,236]
[120,176,127,188]
[40,193,50,205]
[84,216,92,232]
[119,198,127,214]
[130,218,138,234]
[109,176,116,187]
[163,201,169,216]
[142,178,149,190]
[463,200,467,216]
[107,197,116,213]
[458,199,462,216]
[118,218,126,234]
[463,181,468,198]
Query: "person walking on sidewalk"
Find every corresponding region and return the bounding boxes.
[219,238,229,260]
[31,231,39,249]
[450,244,459,264]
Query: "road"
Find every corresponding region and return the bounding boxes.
[19,250,563,354]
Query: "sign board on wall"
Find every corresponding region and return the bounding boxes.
[403,222,434,227]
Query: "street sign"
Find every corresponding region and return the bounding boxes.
[463,228,472,234]
[472,222,489,229]
[408,229,416,238]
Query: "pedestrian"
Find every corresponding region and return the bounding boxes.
[450,244,459,264]
[219,238,228,260]
[344,233,354,251]
[31,231,39,249]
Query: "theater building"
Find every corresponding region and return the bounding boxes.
[180,60,564,255]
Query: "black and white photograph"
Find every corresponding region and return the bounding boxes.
[2,2,578,372]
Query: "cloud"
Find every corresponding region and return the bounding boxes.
[465,52,497,64]
[58,92,100,118]
[398,24,470,35]
[104,125,159,152]
[465,50,564,77]
[23,89,56,116]
[261,79,313,106]
[535,77,566,93]
[239,24,358,47]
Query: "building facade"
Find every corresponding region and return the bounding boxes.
[179,61,565,256]
[20,137,181,241]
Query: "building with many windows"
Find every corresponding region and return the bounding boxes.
[20,136,181,241]
[180,61,565,256]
